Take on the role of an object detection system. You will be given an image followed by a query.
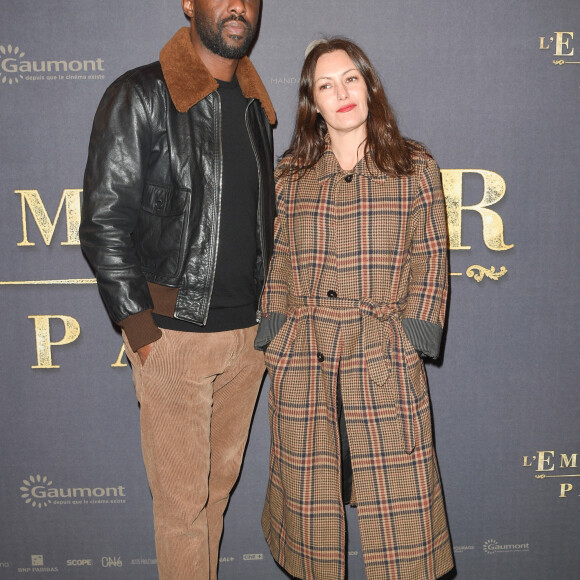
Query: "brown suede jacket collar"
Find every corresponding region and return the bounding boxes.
[159,27,276,125]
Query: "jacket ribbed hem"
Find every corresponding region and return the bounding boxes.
[119,309,162,352]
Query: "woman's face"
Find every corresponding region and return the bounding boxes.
[312,50,369,138]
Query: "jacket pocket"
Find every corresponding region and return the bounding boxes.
[135,183,190,279]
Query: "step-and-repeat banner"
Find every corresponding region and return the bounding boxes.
[1,1,578,578]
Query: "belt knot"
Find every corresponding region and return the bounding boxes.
[357,298,399,321]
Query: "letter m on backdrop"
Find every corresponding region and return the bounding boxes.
[16,189,81,246]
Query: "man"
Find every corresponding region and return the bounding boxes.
[80,1,275,578]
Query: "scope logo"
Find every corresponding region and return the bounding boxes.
[66,559,93,567]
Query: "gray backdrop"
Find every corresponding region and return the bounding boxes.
[1,1,579,578]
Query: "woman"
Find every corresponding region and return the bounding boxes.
[256,38,453,580]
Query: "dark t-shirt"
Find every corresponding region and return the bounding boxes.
[154,76,258,333]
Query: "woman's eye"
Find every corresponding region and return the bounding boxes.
[319,83,331,90]
[346,75,358,83]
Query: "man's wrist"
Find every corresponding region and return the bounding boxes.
[119,310,162,352]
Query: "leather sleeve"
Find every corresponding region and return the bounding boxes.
[259,165,292,315]
[80,70,161,347]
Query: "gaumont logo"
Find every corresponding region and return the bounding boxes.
[483,539,530,555]
[0,44,105,85]
[20,474,126,508]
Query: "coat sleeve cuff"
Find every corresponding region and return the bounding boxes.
[254,312,287,351]
[118,309,163,352]
[401,318,443,359]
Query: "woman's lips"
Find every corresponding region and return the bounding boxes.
[337,104,356,113]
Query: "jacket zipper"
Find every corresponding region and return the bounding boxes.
[203,90,223,325]
[245,98,265,323]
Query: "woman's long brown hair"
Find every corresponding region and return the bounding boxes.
[281,37,422,178]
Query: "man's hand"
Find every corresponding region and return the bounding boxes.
[137,342,153,365]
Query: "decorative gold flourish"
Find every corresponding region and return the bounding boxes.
[0,278,97,285]
[466,265,507,282]
[553,59,565,66]
[536,473,580,479]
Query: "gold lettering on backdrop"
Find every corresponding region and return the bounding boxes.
[29,315,81,369]
[539,37,551,50]
[560,454,578,469]
[540,31,580,66]
[536,450,555,471]
[539,32,575,55]
[16,189,81,246]
[112,344,128,368]
[0,279,96,285]
[523,450,580,498]
[555,32,574,56]
[465,265,507,282]
[440,169,514,251]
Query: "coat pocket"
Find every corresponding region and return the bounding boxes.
[400,326,427,400]
[264,317,297,372]
[135,183,190,279]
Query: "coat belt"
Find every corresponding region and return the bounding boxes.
[287,295,416,454]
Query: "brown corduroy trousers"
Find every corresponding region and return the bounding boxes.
[123,325,265,579]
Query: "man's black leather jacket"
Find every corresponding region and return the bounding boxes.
[80,28,276,351]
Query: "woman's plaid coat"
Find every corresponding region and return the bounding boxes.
[260,147,454,580]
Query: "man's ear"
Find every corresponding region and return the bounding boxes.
[182,0,194,19]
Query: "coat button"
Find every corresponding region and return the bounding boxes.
[327,290,337,298]
[317,352,325,362]
[344,174,353,183]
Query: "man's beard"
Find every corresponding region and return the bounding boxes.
[194,13,255,59]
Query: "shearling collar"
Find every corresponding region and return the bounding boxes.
[159,27,276,125]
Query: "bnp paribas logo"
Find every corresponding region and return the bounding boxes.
[0,44,105,85]
[0,44,25,84]
[20,474,127,509]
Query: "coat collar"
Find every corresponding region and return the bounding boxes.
[314,149,387,182]
[159,27,276,125]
